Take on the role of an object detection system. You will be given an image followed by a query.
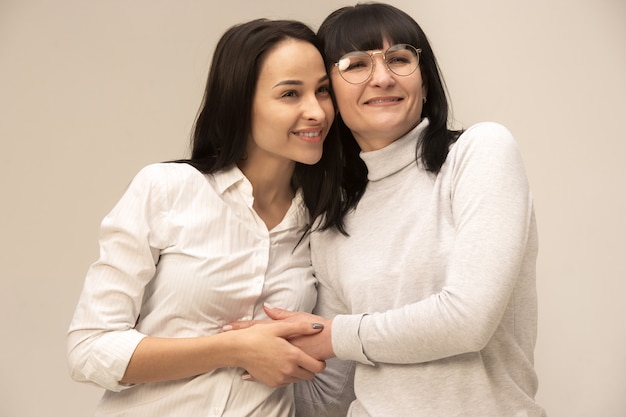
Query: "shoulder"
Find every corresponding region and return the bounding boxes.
[450,122,520,160]
[459,121,515,145]
[455,122,518,151]
[132,162,207,188]
[123,163,213,207]
[446,122,528,179]
[135,162,201,180]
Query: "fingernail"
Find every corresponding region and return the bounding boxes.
[263,302,275,309]
[312,323,324,330]
[222,325,233,331]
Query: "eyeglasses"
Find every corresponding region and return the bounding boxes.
[334,44,422,85]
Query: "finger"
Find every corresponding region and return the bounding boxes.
[290,366,317,382]
[222,319,265,331]
[263,303,301,320]
[270,320,325,339]
[243,368,306,388]
[242,369,311,384]
[297,355,327,376]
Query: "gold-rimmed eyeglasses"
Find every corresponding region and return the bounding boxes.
[334,44,422,85]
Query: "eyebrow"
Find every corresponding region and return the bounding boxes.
[272,75,329,88]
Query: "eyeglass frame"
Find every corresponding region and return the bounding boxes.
[333,44,423,85]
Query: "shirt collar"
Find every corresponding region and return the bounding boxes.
[213,164,247,195]
[213,164,309,231]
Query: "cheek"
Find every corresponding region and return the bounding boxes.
[331,77,357,112]
[336,97,363,130]
[334,90,358,120]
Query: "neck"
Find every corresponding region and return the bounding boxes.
[237,157,296,229]
[353,134,399,152]
[352,128,409,152]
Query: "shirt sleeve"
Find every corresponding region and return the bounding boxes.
[66,164,170,391]
[332,122,537,364]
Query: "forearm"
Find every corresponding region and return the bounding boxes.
[122,321,326,387]
[332,296,494,365]
[121,332,236,384]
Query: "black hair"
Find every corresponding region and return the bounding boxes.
[173,19,343,227]
[316,2,463,233]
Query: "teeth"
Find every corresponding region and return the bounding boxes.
[296,132,321,137]
[368,98,399,104]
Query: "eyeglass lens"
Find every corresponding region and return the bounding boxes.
[336,44,420,84]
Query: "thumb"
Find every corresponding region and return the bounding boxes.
[263,303,299,320]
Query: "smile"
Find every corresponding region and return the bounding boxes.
[294,131,322,137]
[365,98,402,104]
[293,129,324,143]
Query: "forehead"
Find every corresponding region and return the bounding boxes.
[257,39,326,82]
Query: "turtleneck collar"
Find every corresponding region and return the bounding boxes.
[359,118,429,182]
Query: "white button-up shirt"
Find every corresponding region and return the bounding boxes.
[67,163,317,416]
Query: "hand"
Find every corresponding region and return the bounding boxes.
[225,318,326,387]
[226,304,335,361]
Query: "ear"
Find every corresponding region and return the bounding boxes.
[421,81,428,102]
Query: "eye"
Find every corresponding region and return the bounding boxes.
[344,58,369,72]
[338,54,371,72]
[280,90,298,98]
[317,84,331,95]
[387,52,413,65]
[388,56,410,64]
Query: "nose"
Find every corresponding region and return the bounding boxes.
[369,53,395,87]
[302,94,327,121]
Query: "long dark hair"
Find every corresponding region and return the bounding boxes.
[316,3,462,233]
[174,19,343,225]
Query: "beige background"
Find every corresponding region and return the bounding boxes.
[1,0,624,416]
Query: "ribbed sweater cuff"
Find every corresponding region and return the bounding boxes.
[331,314,374,365]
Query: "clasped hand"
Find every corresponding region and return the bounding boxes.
[223,303,334,385]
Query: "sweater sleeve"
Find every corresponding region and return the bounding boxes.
[332,122,537,364]
[66,164,169,391]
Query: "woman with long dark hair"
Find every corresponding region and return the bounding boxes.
[67,18,340,416]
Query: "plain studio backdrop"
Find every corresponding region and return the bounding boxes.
[1,0,624,416]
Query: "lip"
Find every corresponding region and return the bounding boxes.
[364,96,403,105]
[292,127,325,143]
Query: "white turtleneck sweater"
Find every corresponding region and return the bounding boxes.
[301,119,546,416]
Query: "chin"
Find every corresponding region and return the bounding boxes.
[297,152,323,165]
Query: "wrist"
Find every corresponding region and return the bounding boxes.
[210,330,243,369]
[323,318,336,359]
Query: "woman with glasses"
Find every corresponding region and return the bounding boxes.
[230,3,546,416]
[66,18,341,416]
